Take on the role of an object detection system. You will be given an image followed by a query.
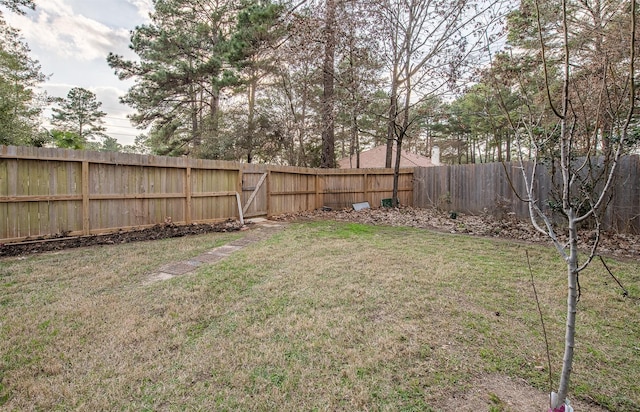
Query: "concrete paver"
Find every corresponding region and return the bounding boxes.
[159,262,199,275]
[193,253,224,263]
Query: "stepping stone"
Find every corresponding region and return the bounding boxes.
[229,238,257,246]
[146,272,176,283]
[147,220,287,283]
[186,260,203,267]
[211,245,242,255]
[193,253,224,263]
[159,261,199,275]
[259,223,283,228]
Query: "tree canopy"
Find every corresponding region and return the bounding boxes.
[2,0,637,167]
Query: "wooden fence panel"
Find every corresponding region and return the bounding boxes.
[392,171,414,206]
[269,170,317,215]
[414,156,640,234]
[413,165,448,209]
[88,163,186,231]
[191,168,238,222]
[319,169,414,209]
[605,156,640,233]
[4,145,640,242]
[321,173,364,209]
[0,156,83,240]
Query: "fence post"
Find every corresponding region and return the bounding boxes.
[82,160,90,235]
[315,173,320,209]
[185,165,192,224]
[266,169,271,217]
[237,167,243,219]
[363,173,369,205]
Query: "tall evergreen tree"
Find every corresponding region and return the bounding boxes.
[109,0,239,157]
[51,87,107,145]
[0,13,47,146]
[112,1,212,156]
[226,0,285,163]
[109,0,286,160]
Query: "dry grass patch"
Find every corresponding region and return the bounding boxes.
[1,221,638,411]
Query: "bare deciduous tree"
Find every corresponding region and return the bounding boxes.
[373,0,507,203]
[495,0,638,409]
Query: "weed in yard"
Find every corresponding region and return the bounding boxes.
[488,392,507,411]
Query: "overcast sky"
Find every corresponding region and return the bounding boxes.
[5,0,154,145]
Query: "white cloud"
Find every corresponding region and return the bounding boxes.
[6,0,133,62]
[127,0,153,21]
[3,1,151,145]
[36,0,74,16]
[94,86,131,117]
[94,86,141,145]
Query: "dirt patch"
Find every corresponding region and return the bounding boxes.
[0,220,244,258]
[440,374,606,412]
[272,207,640,261]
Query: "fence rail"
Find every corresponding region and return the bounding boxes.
[0,146,413,243]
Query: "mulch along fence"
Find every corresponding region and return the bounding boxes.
[413,156,640,234]
[0,146,413,243]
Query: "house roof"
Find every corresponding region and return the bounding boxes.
[337,145,434,169]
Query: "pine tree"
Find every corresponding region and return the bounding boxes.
[0,13,47,146]
[51,87,107,145]
[108,0,238,157]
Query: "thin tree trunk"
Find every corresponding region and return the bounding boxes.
[210,80,220,136]
[386,86,398,168]
[321,0,337,168]
[190,88,199,149]
[246,70,257,163]
[553,0,574,407]
[386,34,400,169]
[556,214,579,406]
[298,95,308,167]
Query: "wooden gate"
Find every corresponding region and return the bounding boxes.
[241,170,268,218]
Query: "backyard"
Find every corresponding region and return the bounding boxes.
[1,218,639,411]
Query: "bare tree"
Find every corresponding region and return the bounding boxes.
[373,0,507,203]
[494,0,638,409]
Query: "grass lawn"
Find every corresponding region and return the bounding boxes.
[1,221,639,411]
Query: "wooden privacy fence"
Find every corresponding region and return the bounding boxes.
[4,145,639,243]
[0,146,413,243]
[413,156,640,234]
